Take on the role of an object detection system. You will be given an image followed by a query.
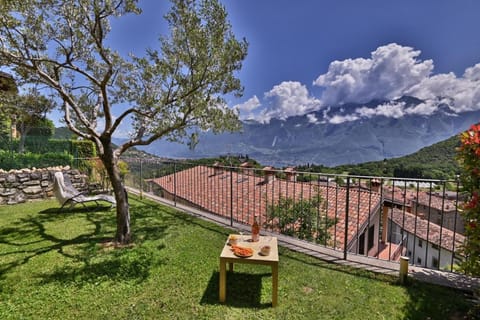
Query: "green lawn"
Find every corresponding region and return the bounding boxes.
[0,197,474,319]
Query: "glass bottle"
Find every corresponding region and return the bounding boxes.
[252,215,260,242]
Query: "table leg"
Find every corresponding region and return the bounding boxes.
[219,259,226,303]
[228,262,234,272]
[272,262,278,307]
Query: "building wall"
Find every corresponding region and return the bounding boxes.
[412,202,465,235]
[390,222,459,270]
[347,210,381,256]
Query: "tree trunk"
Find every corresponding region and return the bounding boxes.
[112,173,131,244]
[101,142,131,244]
[17,123,27,153]
[18,133,26,153]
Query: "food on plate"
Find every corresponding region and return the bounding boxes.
[231,245,254,257]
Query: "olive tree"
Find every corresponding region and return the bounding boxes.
[0,0,247,244]
[2,89,56,153]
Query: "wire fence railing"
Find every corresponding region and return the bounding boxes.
[120,158,466,273]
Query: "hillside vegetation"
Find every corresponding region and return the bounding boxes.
[298,135,461,179]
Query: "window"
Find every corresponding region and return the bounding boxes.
[432,243,439,250]
[407,250,412,257]
[358,233,365,255]
[432,257,439,269]
[417,257,422,265]
[367,225,375,251]
[418,239,423,248]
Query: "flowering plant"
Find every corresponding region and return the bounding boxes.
[458,123,480,276]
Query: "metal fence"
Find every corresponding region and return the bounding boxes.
[120,158,466,274]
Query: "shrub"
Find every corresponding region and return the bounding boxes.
[87,157,129,190]
[266,191,336,244]
[457,123,480,276]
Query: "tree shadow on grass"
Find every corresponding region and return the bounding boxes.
[39,204,114,215]
[200,271,273,309]
[39,244,165,286]
[401,280,474,320]
[0,201,170,286]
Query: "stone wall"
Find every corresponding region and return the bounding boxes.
[0,166,88,205]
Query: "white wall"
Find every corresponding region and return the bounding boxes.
[390,222,458,270]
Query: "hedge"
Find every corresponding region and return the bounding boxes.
[0,150,74,171]
[0,138,96,159]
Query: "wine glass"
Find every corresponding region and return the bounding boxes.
[264,234,272,243]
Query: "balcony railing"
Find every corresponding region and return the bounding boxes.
[122,158,466,273]
[389,232,407,261]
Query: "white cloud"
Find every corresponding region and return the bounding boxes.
[314,43,433,105]
[405,101,439,116]
[327,114,360,124]
[406,73,458,101]
[236,43,480,124]
[407,67,480,113]
[257,81,321,123]
[356,101,406,119]
[323,100,441,124]
[234,96,261,119]
[306,113,319,124]
[464,63,480,81]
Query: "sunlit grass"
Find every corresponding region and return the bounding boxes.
[0,197,473,319]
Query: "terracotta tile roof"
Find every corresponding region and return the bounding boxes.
[383,186,416,207]
[414,192,459,212]
[383,186,460,212]
[390,208,465,253]
[263,166,276,174]
[240,162,252,168]
[151,165,382,250]
[284,167,296,173]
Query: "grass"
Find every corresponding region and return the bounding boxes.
[0,196,475,320]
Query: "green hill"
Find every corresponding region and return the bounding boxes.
[386,135,460,179]
[324,135,461,179]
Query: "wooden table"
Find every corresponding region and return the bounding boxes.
[219,235,279,307]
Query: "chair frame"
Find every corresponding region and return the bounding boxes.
[53,172,116,211]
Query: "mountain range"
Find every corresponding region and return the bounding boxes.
[128,96,480,167]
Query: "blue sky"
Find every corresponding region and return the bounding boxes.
[224,0,480,94]
[52,0,480,128]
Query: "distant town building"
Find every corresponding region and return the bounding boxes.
[388,208,464,269]
[383,185,465,235]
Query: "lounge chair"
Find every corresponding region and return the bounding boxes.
[53,171,116,211]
